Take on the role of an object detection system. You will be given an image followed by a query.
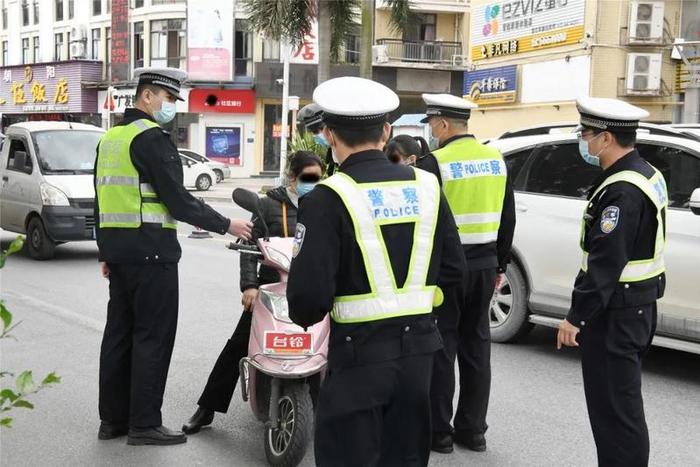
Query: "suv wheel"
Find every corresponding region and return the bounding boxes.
[490,262,532,343]
[26,217,56,260]
[195,174,212,191]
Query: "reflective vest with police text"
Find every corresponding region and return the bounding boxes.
[319,168,441,324]
[580,166,668,282]
[433,137,507,245]
[96,119,177,230]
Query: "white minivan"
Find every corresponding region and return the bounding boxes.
[0,121,104,260]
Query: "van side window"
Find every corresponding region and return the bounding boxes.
[6,138,32,173]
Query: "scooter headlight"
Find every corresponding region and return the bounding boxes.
[262,245,291,271]
[259,289,292,323]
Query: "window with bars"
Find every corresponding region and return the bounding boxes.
[150,19,186,69]
[22,38,30,64]
[33,0,39,24]
[133,22,144,69]
[22,0,29,26]
[234,19,253,76]
[54,32,64,60]
[262,37,280,62]
[33,36,39,62]
[91,28,100,60]
[68,0,74,19]
[55,0,63,21]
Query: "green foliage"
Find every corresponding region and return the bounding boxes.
[385,0,420,35]
[327,0,360,63]
[242,0,315,49]
[0,236,61,428]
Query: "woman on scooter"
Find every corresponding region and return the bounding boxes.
[183,151,324,434]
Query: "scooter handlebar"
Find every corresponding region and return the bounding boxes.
[226,242,260,253]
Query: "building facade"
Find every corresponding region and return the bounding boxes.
[464,0,698,139]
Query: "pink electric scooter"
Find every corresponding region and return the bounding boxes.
[228,188,329,467]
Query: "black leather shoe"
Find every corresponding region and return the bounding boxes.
[127,425,187,446]
[454,432,486,452]
[182,407,215,435]
[98,421,128,440]
[431,432,454,454]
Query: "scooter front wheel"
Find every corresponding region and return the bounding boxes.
[264,381,313,467]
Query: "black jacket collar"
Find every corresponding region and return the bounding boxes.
[338,149,388,171]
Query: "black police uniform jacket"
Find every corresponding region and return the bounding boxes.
[287,150,466,369]
[240,186,298,292]
[94,108,230,263]
[567,149,666,327]
[419,134,516,272]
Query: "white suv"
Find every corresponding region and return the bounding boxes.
[487,124,700,354]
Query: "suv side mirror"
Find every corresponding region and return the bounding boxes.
[12,151,31,174]
[690,188,700,216]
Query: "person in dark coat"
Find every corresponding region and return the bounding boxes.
[182,151,324,434]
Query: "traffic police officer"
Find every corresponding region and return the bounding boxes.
[419,93,516,453]
[287,77,465,466]
[557,97,667,467]
[297,102,336,175]
[95,67,252,445]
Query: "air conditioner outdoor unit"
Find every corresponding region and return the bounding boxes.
[70,25,88,43]
[629,1,664,42]
[70,42,86,59]
[373,45,389,64]
[625,53,662,94]
[451,55,471,68]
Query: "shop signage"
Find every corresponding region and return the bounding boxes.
[111,0,130,82]
[463,65,517,105]
[188,89,255,114]
[0,62,101,113]
[290,21,319,65]
[206,126,243,166]
[187,0,234,80]
[98,87,190,114]
[471,0,585,60]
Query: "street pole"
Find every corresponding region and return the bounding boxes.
[279,41,291,184]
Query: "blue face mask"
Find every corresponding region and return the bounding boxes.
[313,133,328,147]
[296,181,317,197]
[154,97,177,125]
[578,133,603,167]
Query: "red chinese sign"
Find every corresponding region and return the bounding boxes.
[188,89,256,114]
[110,0,130,83]
[290,22,319,65]
[264,332,312,355]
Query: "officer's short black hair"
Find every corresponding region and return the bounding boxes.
[135,83,164,102]
[590,128,636,148]
[328,123,385,148]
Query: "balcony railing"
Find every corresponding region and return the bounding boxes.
[375,38,462,64]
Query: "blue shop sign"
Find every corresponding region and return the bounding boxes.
[463,65,517,105]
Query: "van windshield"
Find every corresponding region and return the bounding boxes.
[32,130,103,175]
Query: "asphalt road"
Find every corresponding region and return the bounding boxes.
[1,202,699,466]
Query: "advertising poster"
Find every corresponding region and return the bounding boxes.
[470,0,585,60]
[463,65,517,105]
[206,127,242,166]
[187,0,234,80]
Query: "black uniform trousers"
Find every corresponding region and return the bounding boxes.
[99,262,179,428]
[431,267,496,436]
[580,302,657,467]
[197,310,252,413]
[315,353,434,467]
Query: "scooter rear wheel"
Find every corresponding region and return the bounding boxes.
[264,381,313,467]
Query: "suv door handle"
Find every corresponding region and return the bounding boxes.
[1,176,8,182]
[516,202,528,213]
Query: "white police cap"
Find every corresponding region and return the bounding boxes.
[313,77,399,128]
[134,67,188,101]
[576,96,649,133]
[421,93,478,123]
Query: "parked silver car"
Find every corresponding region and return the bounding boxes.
[487,124,700,354]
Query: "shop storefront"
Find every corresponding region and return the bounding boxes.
[0,61,102,132]
[98,86,192,147]
[188,88,257,177]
